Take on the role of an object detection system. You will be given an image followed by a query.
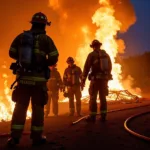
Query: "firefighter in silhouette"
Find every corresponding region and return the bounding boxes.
[45,64,63,117]
[81,40,112,122]
[7,12,59,147]
[63,57,82,116]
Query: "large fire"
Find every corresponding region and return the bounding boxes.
[77,0,123,90]
[76,0,140,100]
[0,65,31,121]
[0,72,14,121]
[0,0,139,121]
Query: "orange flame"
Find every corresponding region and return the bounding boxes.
[76,0,141,98]
[0,65,31,122]
[0,0,140,121]
[92,0,123,90]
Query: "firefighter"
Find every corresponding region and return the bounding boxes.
[7,12,59,147]
[63,57,82,116]
[45,64,63,117]
[81,39,112,122]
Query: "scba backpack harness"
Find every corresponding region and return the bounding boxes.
[10,31,40,89]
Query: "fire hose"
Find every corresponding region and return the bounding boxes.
[0,104,150,138]
[71,103,150,125]
[124,111,150,142]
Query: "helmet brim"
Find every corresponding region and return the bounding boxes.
[30,21,51,26]
[67,61,74,64]
[90,44,93,48]
[46,21,51,26]
[90,43,101,48]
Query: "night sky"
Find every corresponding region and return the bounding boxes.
[121,0,150,56]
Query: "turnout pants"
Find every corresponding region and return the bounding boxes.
[45,90,59,116]
[10,83,48,141]
[89,79,108,118]
[67,85,82,115]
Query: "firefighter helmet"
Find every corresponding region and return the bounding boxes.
[90,39,102,48]
[66,57,74,63]
[30,12,51,26]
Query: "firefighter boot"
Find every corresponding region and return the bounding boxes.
[85,115,96,123]
[77,111,82,117]
[69,112,74,116]
[6,137,20,148]
[77,113,82,117]
[99,114,106,122]
[77,107,81,117]
[45,113,49,118]
[69,108,75,116]
[32,136,47,147]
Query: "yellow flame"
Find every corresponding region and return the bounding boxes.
[76,0,123,90]
[76,0,140,100]
[49,0,60,10]
[100,0,110,5]
[0,0,140,120]
[92,0,123,90]
[0,65,31,122]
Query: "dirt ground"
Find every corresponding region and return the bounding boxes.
[0,99,150,150]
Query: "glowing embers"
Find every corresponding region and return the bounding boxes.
[108,90,140,102]
[79,90,140,104]
[0,65,31,122]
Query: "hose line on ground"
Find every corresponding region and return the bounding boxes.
[124,111,150,142]
[0,104,150,137]
[71,104,150,125]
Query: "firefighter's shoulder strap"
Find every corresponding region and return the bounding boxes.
[99,49,107,57]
